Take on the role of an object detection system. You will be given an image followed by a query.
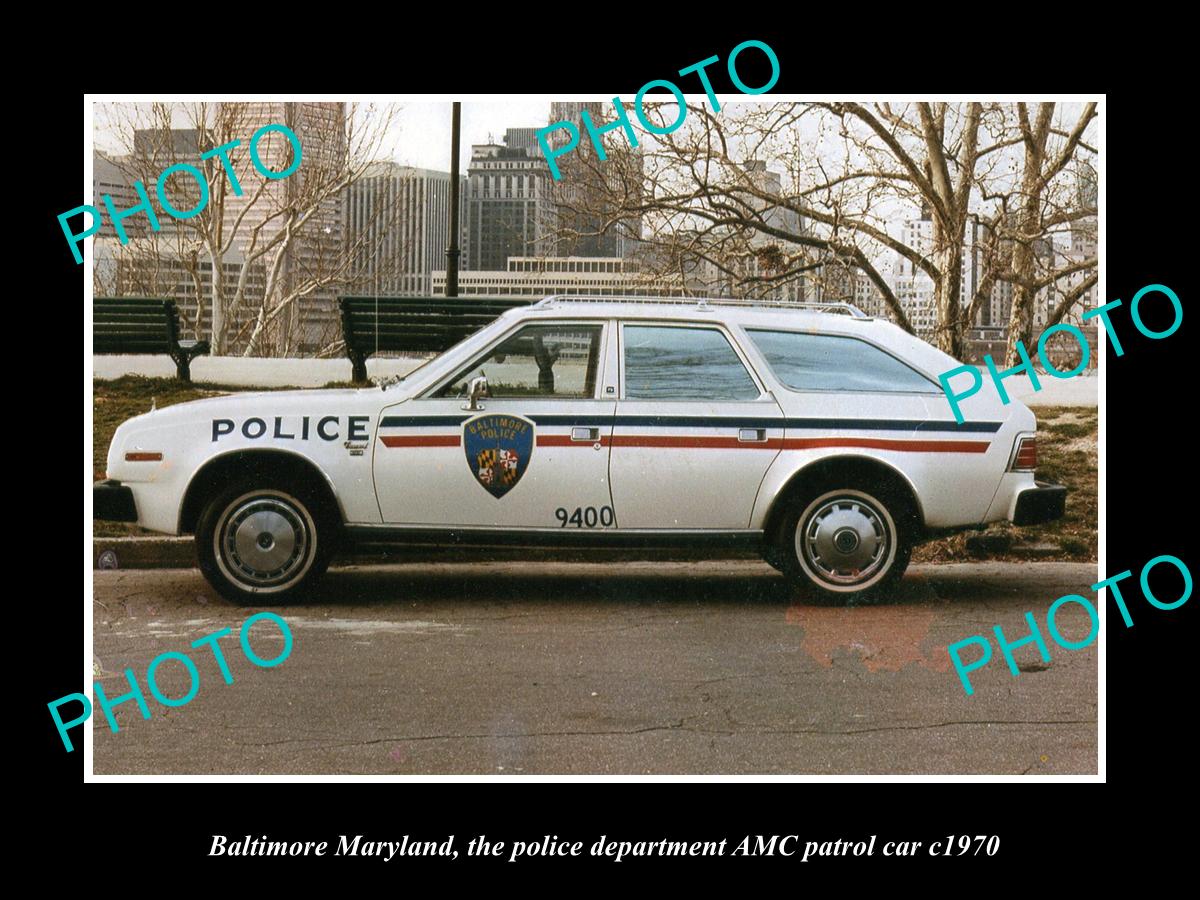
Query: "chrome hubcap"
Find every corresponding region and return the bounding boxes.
[798,495,890,586]
[221,498,308,587]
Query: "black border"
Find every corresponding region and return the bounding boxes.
[32,24,1192,883]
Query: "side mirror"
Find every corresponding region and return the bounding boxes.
[463,374,489,411]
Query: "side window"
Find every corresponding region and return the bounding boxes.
[623,325,760,401]
[434,324,603,399]
[747,329,941,393]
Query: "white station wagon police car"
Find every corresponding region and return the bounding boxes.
[94,296,1065,605]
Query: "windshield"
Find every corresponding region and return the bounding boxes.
[435,324,602,399]
[382,319,509,391]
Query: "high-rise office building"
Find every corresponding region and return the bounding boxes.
[1076,159,1098,213]
[743,160,802,236]
[92,151,143,240]
[133,127,200,161]
[465,136,557,271]
[545,101,644,259]
[547,102,605,147]
[93,129,274,350]
[345,162,465,296]
[503,128,542,156]
[94,104,350,353]
[93,130,208,245]
[812,259,886,315]
[94,236,267,341]
[92,132,202,243]
[1060,161,1099,321]
[889,210,1048,339]
[216,101,348,352]
[737,160,807,301]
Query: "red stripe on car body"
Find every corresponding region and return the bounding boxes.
[779,437,989,453]
[379,435,461,448]
[611,436,989,453]
[380,434,989,453]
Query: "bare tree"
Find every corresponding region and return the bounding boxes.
[94,101,404,356]
[998,102,1098,365]
[552,100,1098,361]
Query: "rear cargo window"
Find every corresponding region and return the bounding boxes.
[747,330,941,393]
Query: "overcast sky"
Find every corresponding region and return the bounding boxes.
[388,101,552,171]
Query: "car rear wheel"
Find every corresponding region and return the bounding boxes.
[774,486,913,604]
[196,481,335,605]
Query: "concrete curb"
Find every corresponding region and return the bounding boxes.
[95,537,196,570]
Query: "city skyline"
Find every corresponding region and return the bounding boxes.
[90,100,1097,361]
[94,101,551,177]
[93,99,1095,263]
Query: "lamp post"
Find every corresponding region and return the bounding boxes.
[445,101,462,297]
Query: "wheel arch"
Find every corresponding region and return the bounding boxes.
[179,448,343,535]
[760,454,926,546]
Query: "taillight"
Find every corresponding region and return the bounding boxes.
[1011,436,1037,472]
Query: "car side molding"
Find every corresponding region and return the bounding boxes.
[343,525,765,550]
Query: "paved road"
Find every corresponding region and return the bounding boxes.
[90,561,1098,775]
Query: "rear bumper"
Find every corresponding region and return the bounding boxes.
[93,480,138,522]
[1012,481,1067,526]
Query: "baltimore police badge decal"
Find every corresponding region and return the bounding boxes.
[463,414,534,499]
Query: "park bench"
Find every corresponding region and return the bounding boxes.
[339,295,532,383]
[94,297,210,382]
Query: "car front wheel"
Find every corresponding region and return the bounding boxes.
[196,482,334,604]
[775,486,912,604]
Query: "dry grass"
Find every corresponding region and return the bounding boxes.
[914,405,1097,563]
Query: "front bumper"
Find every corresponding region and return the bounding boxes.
[93,479,138,522]
[1012,481,1067,526]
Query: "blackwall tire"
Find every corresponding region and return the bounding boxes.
[776,486,912,605]
[196,481,335,605]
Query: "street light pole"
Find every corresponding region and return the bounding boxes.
[445,101,461,297]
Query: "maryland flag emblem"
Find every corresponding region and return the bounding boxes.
[463,414,534,498]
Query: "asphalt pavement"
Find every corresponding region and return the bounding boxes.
[90,560,1098,775]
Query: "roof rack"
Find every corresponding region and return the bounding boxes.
[533,294,870,319]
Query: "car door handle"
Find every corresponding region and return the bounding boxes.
[738,428,767,442]
[571,426,600,441]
